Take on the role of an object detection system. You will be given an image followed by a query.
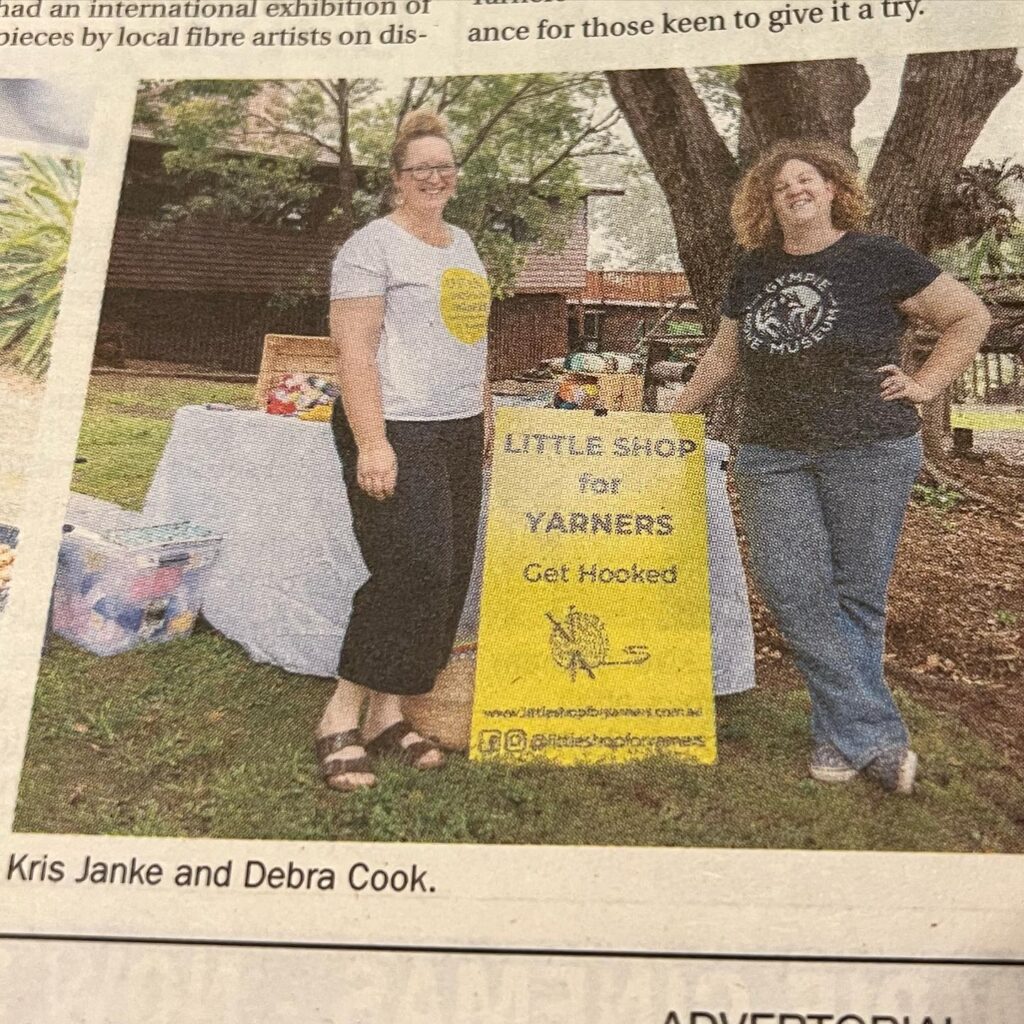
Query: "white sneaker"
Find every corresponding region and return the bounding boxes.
[809,743,858,784]
[865,748,918,795]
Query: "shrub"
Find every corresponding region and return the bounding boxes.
[0,152,81,377]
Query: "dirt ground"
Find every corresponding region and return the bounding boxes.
[890,452,1024,775]
[975,428,1024,464]
[739,448,1024,781]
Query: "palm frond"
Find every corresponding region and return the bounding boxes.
[0,152,81,377]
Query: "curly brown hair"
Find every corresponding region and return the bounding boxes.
[731,139,870,250]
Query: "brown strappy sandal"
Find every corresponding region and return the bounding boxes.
[314,728,377,791]
[365,720,445,770]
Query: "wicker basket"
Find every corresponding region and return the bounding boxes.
[255,333,336,408]
[404,647,477,752]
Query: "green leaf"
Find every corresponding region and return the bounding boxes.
[0,153,80,378]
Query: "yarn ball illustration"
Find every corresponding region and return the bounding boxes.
[549,608,608,673]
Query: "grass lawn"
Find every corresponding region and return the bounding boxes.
[14,373,1024,850]
[14,631,1024,850]
[72,375,256,509]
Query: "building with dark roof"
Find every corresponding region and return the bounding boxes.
[97,135,618,380]
[567,270,701,353]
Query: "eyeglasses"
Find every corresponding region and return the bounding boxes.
[399,163,460,181]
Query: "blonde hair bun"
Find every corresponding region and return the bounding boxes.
[397,109,448,143]
[390,108,452,175]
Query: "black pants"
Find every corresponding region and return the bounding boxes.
[332,406,484,696]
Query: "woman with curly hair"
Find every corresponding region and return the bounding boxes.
[673,139,990,794]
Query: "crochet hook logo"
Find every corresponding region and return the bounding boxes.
[546,606,650,681]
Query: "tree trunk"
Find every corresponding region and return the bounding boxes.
[609,53,1020,452]
[606,69,742,439]
[869,50,1020,455]
[606,69,738,339]
[737,59,870,166]
[330,78,359,245]
[869,49,1021,252]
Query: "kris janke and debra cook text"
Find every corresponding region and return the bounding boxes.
[6,852,433,893]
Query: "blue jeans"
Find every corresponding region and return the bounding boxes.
[734,433,923,768]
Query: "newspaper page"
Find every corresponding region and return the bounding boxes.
[0,0,1022,1019]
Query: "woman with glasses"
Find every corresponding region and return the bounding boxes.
[672,139,990,795]
[315,109,491,790]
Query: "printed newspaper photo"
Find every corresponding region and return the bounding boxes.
[9,54,1023,853]
[1,3,1023,1017]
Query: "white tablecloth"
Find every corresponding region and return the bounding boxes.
[143,406,755,694]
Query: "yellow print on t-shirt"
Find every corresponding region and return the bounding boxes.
[440,267,490,345]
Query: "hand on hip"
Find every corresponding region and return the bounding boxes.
[878,365,936,404]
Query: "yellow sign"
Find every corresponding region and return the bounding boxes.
[439,267,490,345]
[472,408,716,766]
[951,405,1024,432]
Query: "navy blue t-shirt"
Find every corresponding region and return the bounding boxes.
[722,232,941,451]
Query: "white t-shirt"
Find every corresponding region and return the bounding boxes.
[330,217,491,421]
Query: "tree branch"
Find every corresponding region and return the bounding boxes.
[736,59,869,164]
[456,77,543,166]
[526,108,621,188]
[395,78,418,126]
[316,78,339,106]
[246,110,339,159]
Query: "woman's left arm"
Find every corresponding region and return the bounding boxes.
[879,273,992,403]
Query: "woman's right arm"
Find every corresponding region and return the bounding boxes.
[671,317,741,414]
[330,296,397,501]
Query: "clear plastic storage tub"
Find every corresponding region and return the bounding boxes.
[52,521,222,656]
